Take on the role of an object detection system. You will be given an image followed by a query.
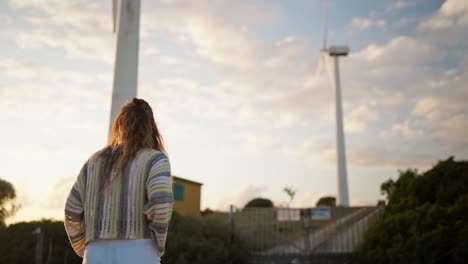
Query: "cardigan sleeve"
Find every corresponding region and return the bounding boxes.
[64,161,87,257]
[143,152,173,257]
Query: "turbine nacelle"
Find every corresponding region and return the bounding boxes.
[328,46,350,57]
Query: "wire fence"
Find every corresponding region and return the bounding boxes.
[230,205,385,264]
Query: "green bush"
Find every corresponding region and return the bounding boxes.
[244,198,274,208]
[0,213,247,264]
[163,212,247,264]
[316,196,336,207]
[0,220,80,264]
[353,157,468,264]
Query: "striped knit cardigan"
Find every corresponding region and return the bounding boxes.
[64,148,173,257]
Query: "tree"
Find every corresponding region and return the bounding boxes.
[283,186,296,207]
[0,178,19,226]
[316,196,336,207]
[353,157,468,264]
[380,178,395,201]
[244,198,274,208]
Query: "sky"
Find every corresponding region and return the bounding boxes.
[1,0,467,224]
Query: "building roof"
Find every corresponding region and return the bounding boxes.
[173,175,203,186]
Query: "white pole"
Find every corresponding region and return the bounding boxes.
[109,0,141,135]
[333,56,350,206]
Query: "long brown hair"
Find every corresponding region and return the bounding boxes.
[101,98,165,182]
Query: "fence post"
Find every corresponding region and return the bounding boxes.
[229,205,235,245]
[303,210,310,255]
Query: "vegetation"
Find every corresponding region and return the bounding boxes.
[353,157,468,264]
[316,196,336,207]
[283,186,296,207]
[0,179,246,263]
[244,197,274,208]
[0,178,19,226]
[163,212,247,264]
[0,220,80,264]
[0,214,246,264]
[201,208,214,216]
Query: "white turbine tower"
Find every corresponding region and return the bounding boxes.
[316,0,350,207]
[109,0,141,134]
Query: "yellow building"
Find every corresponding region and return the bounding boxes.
[172,176,202,216]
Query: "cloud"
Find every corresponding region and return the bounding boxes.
[141,0,282,71]
[411,96,441,117]
[9,0,115,63]
[46,177,74,209]
[172,16,466,169]
[139,1,468,173]
[238,132,284,153]
[159,55,180,65]
[0,58,105,83]
[386,0,413,12]
[140,78,233,123]
[351,17,386,30]
[420,0,468,30]
[394,17,418,27]
[290,136,439,170]
[288,137,334,168]
[347,144,437,170]
[143,8,326,130]
[381,121,424,141]
[418,0,468,48]
[213,185,268,210]
[345,104,379,134]
[347,36,438,76]
[142,47,160,56]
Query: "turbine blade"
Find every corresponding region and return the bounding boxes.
[323,54,335,88]
[112,0,118,33]
[315,53,325,76]
[322,0,329,50]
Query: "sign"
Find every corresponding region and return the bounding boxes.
[311,207,331,220]
[277,208,301,221]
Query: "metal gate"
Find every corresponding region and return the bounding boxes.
[230,206,384,264]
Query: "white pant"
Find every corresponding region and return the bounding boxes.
[83,239,161,264]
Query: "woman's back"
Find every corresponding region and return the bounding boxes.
[65,148,172,257]
[64,98,172,262]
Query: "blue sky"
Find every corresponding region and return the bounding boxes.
[1,0,467,223]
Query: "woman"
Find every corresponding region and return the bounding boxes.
[64,98,173,264]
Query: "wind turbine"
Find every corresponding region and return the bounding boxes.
[109,0,141,134]
[316,0,350,207]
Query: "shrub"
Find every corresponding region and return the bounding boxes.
[244,198,274,208]
[353,158,468,264]
[163,212,247,264]
[0,220,80,264]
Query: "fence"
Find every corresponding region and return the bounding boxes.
[230,205,385,264]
